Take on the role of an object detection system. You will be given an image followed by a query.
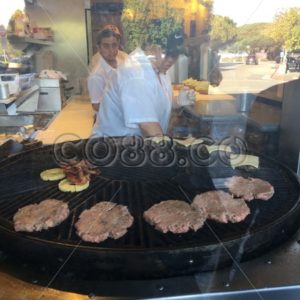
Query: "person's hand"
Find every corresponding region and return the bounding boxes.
[177,87,196,106]
[187,89,196,104]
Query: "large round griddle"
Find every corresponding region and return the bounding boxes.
[0,140,299,280]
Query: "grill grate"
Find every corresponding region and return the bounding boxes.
[0,150,298,248]
[0,144,299,278]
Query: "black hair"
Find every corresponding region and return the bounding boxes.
[165,48,181,59]
[96,29,120,46]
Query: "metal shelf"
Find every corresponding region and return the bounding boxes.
[7,35,53,52]
[8,35,53,45]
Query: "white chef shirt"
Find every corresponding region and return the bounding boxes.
[87,50,128,105]
[159,72,173,103]
[92,48,172,137]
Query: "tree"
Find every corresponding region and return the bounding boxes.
[267,7,300,50]
[121,0,183,52]
[229,23,277,53]
[288,24,300,49]
[209,15,237,49]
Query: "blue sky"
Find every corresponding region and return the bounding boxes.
[213,0,300,25]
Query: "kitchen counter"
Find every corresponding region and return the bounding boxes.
[183,99,281,132]
[184,100,244,122]
[247,101,281,132]
[34,94,281,145]
[196,93,234,101]
[36,95,93,144]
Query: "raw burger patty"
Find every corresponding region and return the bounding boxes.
[13,199,70,232]
[143,200,206,234]
[225,176,274,201]
[192,191,250,223]
[75,201,134,243]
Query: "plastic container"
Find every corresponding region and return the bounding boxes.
[19,73,35,90]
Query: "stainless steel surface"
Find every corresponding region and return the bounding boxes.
[0,102,16,115]
[15,85,39,111]
[26,0,89,94]
[7,36,53,52]
[35,78,61,88]
[183,99,281,132]
[235,92,256,112]
[185,100,245,122]
[0,115,34,127]
[0,73,20,95]
[182,100,247,141]
[0,83,9,100]
[34,77,66,111]
[0,96,16,105]
[0,113,55,132]
[0,86,39,115]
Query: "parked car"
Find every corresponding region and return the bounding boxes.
[246,55,258,65]
[286,50,300,73]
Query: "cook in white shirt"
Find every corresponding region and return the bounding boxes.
[92,46,180,138]
[87,24,128,116]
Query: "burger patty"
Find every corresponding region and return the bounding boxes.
[75,201,134,243]
[192,191,250,223]
[13,199,70,232]
[143,200,207,234]
[225,176,274,201]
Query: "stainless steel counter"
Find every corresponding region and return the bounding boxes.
[184,99,281,129]
[184,100,244,122]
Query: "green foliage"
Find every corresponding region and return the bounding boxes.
[267,7,300,50]
[288,24,300,49]
[122,0,183,52]
[199,0,213,10]
[211,6,300,54]
[0,40,22,58]
[209,15,237,49]
[229,23,277,53]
